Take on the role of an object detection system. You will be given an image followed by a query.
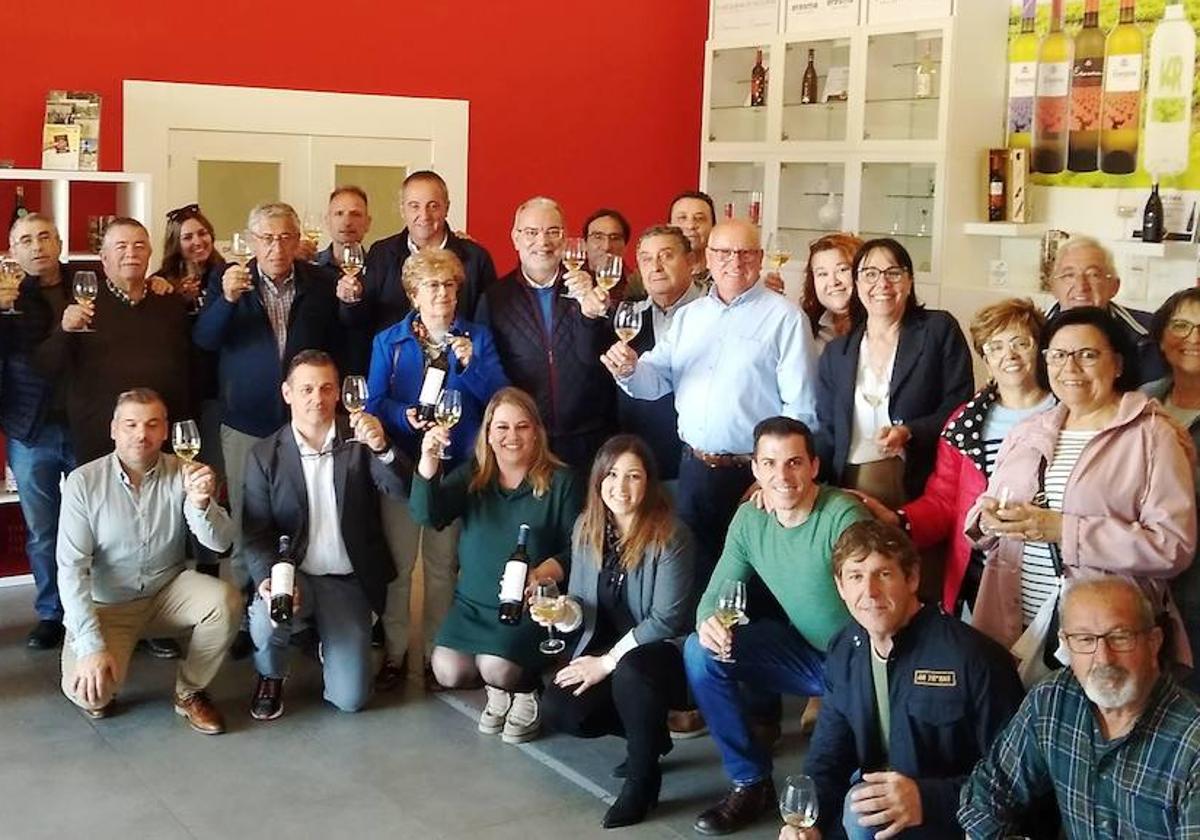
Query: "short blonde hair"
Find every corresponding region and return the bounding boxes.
[402,248,466,300]
[968,297,1047,357]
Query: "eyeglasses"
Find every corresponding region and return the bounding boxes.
[1042,347,1106,368]
[708,247,762,264]
[982,336,1036,357]
[253,232,298,248]
[1052,267,1111,286]
[857,266,908,285]
[166,203,201,223]
[587,232,626,245]
[418,280,459,293]
[516,227,564,243]
[815,265,854,280]
[1060,627,1149,654]
[1167,318,1200,340]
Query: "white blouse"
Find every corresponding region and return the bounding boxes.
[847,334,899,465]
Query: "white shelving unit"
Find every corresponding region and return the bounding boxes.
[0,169,152,259]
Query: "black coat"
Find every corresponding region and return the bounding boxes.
[816,308,973,499]
[240,418,411,614]
[0,273,70,442]
[616,307,684,480]
[806,605,1024,838]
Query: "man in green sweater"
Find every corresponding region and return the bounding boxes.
[684,416,868,836]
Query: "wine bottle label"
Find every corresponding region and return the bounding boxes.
[499,560,527,603]
[1037,62,1070,97]
[271,562,294,597]
[1008,62,1037,99]
[417,366,446,405]
[1069,57,1103,132]
[990,181,1004,196]
[1104,54,1142,93]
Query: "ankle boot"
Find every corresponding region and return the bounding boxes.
[502,690,540,744]
[603,766,662,829]
[479,686,512,735]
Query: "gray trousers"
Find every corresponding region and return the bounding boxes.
[220,424,266,590]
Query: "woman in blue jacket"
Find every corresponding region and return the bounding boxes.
[366,248,508,691]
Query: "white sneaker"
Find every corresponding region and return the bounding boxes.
[479,686,512,735]
[502,691,540,744]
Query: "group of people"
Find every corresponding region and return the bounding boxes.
[3,172,1200,836]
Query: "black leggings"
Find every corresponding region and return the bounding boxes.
[542,641,688,780]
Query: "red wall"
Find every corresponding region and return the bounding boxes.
[2,0,707,264]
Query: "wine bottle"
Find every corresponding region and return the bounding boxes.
[269,535,295,624]
[914,44,936,99]
[498,524,531,626]
[1100,0,1145,175]
[1144,2,1196,179]
[1006,0,1039,150]
[988,150,1007,222]
[750,49,767,107]
[801,49,818,105]
[9,186,28,231]
[1068,0,1105,172]
[1142,182,1165,243]
[1033,0,1072,174]
[415,343,450,424]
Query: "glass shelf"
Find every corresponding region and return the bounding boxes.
[708,162,765,222]
[860,162,937,272]
[778,162,848,251]
[710,46,770,143]
[864,31,943,141]
[782,38,851,142]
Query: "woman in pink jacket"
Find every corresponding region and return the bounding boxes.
[967,306,1196,667]
[857,298,1054,614]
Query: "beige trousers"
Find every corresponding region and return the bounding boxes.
[61,570,241,710]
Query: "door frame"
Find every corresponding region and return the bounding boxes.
[123,80,469,246]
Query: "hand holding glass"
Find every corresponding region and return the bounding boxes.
[342,376,369,441]
[434,389,463,460]
[72,271,98,332]
[779,775,819,830]
[532,580,566,655]
[713,579,747,664]
[0,257,24,315]
[561,237,588,298]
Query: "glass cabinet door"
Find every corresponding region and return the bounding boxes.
[708,46,771,143]
[858,162,936,274]
[777,162,847,254]
[864,30,943,141]
[706,162,766,223]
[781,38,851,142]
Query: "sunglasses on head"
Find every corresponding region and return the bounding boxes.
[166,204,201,223]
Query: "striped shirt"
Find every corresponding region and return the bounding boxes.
[959,670,1200,840]
[980,394,1056,478]
[257,268,296,359]
[1019,429,1097,625]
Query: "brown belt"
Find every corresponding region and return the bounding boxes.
[685,445,752,470]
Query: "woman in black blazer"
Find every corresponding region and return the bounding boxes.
[816,238,973,508]
[539,434,696,830]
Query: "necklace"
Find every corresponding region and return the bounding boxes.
[105,277,143,306]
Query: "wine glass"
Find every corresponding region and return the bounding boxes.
[560,237,588,298]
[0,257,24,315]
[613,300,643,345]
[595,253,623,293]
[533,580,566,655]
[712,579,747,664]
[434,388,463,460]
[342,375,369,441]
[765,232,793,273]
[339,242,365,302]
[228,231,253,268]
[72,270,98,332]
[172,419,202,463]
[181,263,204,314]
[302,213,323,254]
[779,774,819,830]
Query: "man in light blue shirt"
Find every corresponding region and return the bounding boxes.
[601,218,818,581]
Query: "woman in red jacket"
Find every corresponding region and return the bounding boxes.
[856,298,1054,614]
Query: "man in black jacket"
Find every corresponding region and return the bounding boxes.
[476,195,615,470]
[242,350,410,720]
[781,521,1023,840]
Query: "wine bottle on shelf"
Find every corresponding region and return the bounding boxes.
[801,49,818,105]
[1068,0,1105,172]
[1033,0,1072,174]
[1144,2,1196,179]
[9,186,28,231]
[498,524,532,626]
[988,150,1007,223]
[1006,0,1039,150]
[750,49,767,107]
[414,344,450,425]
[914,44,936,99]
[269,535,295,624]
[1142,183,1165,243]
[1100,0,1145,175]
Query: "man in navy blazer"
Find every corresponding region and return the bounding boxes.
[241,350,410,720]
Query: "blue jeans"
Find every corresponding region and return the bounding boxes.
[251,571,374,712]
[7,422,75,620]
[676,449,753,584]
[842,773,879,840]
[684,619,826,784]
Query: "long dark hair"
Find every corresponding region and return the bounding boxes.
[848,238,924,328]
[156,205,222,282]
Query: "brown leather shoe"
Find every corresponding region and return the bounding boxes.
[668,708,709,740]
[174,691,226,735]
[693,778,777,835]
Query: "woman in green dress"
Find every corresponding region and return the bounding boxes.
[411,386,583,744]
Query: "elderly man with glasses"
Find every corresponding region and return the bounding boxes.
[475,196,615,469]
[1046,235,1165,384]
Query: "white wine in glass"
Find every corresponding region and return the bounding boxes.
[0,258,24,315]
[228,231,253,268]
[302,213,323,252]
[613,300,642,344]
[172,419,202,463]
[533,580,566,655]
[340,242,365,277]
[72,271,99,332]
[765,232,792,272]
[779,775,819,829]
[712,579,747,663]
[342,375,368,413]
[434,388,463,460]
[562,237,587,272]
[595,253,623,291]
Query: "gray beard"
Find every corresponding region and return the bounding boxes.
[1082,664,1139,709]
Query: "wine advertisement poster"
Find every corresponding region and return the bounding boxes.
[1007,0,1200,188]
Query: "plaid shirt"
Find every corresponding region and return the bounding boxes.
[256,267,296,359]
[958,669,1200,839]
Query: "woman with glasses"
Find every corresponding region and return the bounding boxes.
[801,233,862,353]
[411,387,584,744]
[539,435,695,829]
[366,248,508,693]
[1143,288,1200,665]
[968,306,1196,679]
[815,238,972,595]
[856,299,1054,615]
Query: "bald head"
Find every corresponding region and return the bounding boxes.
[706,219,764,302]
